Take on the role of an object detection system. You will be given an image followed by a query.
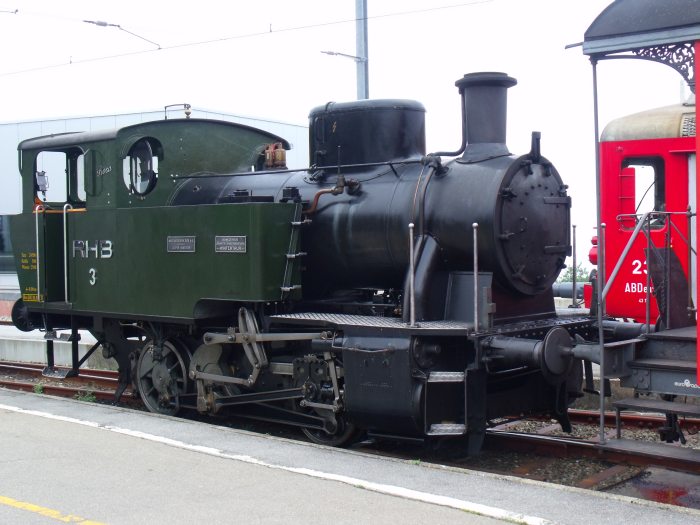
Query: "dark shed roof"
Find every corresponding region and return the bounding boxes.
[583,0,700,57]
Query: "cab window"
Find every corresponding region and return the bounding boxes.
[34,149,85,205]
[123,138,160,197]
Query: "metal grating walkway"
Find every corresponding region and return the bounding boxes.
[270,312,474,332]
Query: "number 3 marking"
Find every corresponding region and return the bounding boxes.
[89,268,97,285]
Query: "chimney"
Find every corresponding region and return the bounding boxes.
[455,72,517,163]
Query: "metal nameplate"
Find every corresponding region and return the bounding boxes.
[167,235,196,253]
[215,235,247,253]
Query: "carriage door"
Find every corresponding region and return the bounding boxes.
[34,149,85,303]
[613,157,666,322]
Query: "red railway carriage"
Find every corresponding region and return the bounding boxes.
[594,103,696,324]
[583,0,700,436]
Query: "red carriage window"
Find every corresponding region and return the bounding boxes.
[618,157,665,230]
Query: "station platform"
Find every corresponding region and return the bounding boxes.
[1,389,698,525]
[0,324,115,370]
[0,272,19,302]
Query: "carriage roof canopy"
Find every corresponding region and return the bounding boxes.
[583,0,700,57]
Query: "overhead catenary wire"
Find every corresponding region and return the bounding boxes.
[0,1,491,77]
[83,19,161,49]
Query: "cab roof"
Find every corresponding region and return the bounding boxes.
[18,118,291,152]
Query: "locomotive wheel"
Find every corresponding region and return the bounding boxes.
[300,411,359,447]
[137,340,191,415]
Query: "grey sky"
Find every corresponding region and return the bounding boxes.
[0,1,685,265]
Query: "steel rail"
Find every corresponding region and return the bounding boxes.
[0,361,119,387]
[0,379,122,402]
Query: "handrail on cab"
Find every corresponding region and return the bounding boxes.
[34,204,45,302]
[63,203,73,302]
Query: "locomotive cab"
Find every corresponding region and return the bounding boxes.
[12,120,298,325]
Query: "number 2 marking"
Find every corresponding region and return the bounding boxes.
[631,259,647,275]
[89,268,96,285]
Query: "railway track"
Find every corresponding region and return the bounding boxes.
[0,360,130,403]
[0,358,698,500]
[485,427,699,473]
[488,410,700,472]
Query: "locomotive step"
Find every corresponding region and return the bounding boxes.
[427,371,465,383]
[427,423,467,436]
[41,366,77,379]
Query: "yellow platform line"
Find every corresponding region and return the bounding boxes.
[0,495,106,524]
